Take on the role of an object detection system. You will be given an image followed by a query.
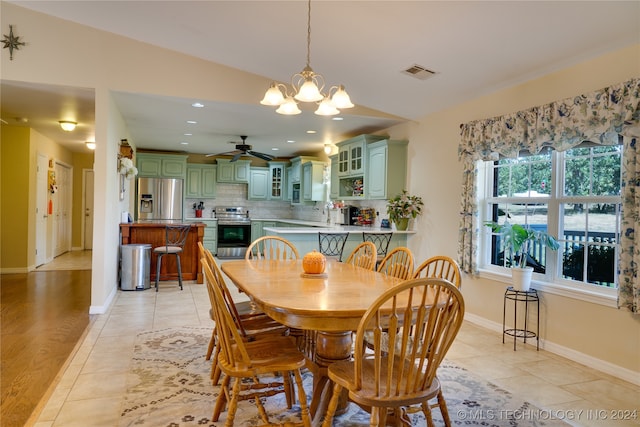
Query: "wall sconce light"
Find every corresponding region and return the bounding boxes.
[85,141,96,150]
[324,144,332,154]
[59,121,77,131]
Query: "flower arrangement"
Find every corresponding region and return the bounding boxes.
[119,157,138,180]
[387,190,424,223]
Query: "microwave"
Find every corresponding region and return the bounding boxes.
[291,183,301,204]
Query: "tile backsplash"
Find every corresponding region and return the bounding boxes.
[185,183,389,225]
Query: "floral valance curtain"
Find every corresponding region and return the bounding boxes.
[457,78,640,313]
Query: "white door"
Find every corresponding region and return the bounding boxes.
[53,162,72,257]
[35,154,48,266]
[83,169,94,249]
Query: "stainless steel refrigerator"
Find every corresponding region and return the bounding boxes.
[136,177,183,221]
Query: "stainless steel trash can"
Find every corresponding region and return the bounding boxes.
[120,244,151,290]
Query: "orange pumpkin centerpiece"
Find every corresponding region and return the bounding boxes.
[302,250,326,274]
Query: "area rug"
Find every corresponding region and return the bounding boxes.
[119,327,568,427]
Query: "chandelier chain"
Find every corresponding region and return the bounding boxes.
[306,0,312,68]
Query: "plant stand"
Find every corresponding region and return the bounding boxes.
[502,287,539,351]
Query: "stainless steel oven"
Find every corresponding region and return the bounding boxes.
[215,207,251,259]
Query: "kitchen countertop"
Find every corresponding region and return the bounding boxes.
[183,217,414,234]
[263,226,414,234]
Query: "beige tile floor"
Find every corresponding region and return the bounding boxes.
[33,259,639,427]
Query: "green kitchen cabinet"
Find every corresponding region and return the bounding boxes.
[329,154,339,200]
[251,220,276,241]
[136,153,187,178]
[288,156,324,205]
[365,139,408,199]
[248,167,269,200]
[216,159,251,183]
[185,164,217,198]
[268,161,288,200]
[302,161,325,202]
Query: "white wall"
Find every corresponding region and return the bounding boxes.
[1,2,637,379]
[402,45,640,379]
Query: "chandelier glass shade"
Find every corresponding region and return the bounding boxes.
[260,0,354,116]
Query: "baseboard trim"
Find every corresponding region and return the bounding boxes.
[0,267,29,274]
[464,312,640,387]
[89,284,117,314]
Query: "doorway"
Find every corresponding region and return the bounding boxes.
[53,161,72,257]
[35,153,48,267]
[83,169,94,250]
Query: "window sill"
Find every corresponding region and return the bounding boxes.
[478,269,618,308]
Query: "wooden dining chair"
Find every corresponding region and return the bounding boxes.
[198,243,287,384]
[245,236,299,260]
[413,255,462,288]
[202,260,312,427]
[153,224,191,291]
[322,278,465,427]
[318,232,349,261]
[343,241,377,271]
[376,246,414,279]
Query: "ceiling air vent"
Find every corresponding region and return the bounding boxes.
[402,64,436,80]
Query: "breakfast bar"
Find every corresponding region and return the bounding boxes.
[263,225,415,257]
[120,222,206,284]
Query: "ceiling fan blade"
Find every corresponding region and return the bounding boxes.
[231,152,243,162]
[248,150,275,161]
[206,149,241,158]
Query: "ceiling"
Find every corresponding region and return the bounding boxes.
[2,1,638,157]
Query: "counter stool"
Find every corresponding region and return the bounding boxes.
[154,224,191,291]
[318,232,349,261]
[362,231,393,267]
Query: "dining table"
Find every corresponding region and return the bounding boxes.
[221,258,405,426]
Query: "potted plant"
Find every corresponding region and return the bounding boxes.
[485,221,560,291]
[387,190,424,231]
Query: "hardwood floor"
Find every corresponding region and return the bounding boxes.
[1,253,91,427]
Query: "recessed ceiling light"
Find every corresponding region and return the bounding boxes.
[271,147,279,151]
[186,120,197,124]
[287,140,295,144]
[180,142,189,145]
[332,117,344,121]
[191,102,204,108]
[306,130,316,134]
[183,133,192,136]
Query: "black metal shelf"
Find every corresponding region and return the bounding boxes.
[502,287,539,351]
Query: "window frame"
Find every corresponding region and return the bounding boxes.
[477,148,620,308]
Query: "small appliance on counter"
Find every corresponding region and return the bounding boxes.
[340,206,360,225]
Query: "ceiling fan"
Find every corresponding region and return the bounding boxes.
[207,135,274,162]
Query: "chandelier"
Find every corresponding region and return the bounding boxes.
[260,0,354,116]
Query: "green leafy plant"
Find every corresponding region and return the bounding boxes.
[485,221,560,269]
[387,190,424,223]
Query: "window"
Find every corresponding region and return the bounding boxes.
[481,144,622,294]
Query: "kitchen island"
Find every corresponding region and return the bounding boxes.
[120,222,206,284]
[262,225,415,257]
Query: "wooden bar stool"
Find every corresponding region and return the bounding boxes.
[153,224,191,291]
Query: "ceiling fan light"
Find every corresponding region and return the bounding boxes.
[295,79,324,102]
[85,141,96,150]
[276,96,302,115]
[315,97,339,116]
[59,120,77,131]
[331,85,354,109]
[260,83,285,106]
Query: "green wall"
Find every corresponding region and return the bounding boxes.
[1,126,31,269]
